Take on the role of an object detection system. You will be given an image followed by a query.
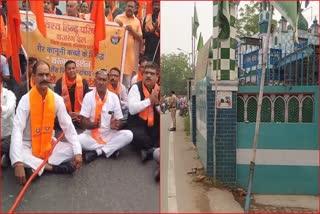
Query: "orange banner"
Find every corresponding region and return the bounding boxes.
[20,11,126,86]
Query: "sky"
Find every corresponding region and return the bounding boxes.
[161,1,320,55]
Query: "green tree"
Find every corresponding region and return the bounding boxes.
[161,53,192,96]
[235,2,277,37]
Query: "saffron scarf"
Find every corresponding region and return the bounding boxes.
[145,14,160,37]
[108,82,121,96]
[139,83,159,127]
[30,87,55,159]
[61,73,83,112]
[92,90,108,144]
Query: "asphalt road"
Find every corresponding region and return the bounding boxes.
[2,132,159,212]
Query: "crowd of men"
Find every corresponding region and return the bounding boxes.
[1,1,161,184]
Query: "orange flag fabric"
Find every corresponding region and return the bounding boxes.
[30,1,46,38]
[0,15,7,55]
[90,1,106,69]
[6,0,22,83]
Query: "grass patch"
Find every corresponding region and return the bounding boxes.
[184,113,191,136]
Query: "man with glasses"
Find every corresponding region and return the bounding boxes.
[127,62,160,162]
[107,67,128,118]
[78,69,133,163]
[131,56,149,86]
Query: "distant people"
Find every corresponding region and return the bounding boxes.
[10,61,83,185]
[1,84,16,168]
[1,55,10,86]
[168,91,177,131]
[54,60,90,128]
[44,0,63,15]
[107,67,128,117]
[114,1,143,89]
[127,62,160,162]
[143,1,160,64]
[131,56,149,86]
[79,69,133,163]
[79,1,89,14]
[105,1,123,22]
[66,1,79,17]
[15,57,38,106]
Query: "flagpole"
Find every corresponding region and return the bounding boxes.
[26,1,30,91]
[244,4,274,213]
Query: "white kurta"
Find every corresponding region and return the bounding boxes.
[10,90,82,175]
[127,84,160,115]
[1,86,16,138]
[78,89,133,157]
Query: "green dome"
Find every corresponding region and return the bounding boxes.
[298,14,308,31]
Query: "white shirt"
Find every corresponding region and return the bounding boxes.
[119,83,128,108]
[130,74,138,87]
[127,84,160,115]
[1,87,16,137]
[10,90,82,165]
[80,89,123,135]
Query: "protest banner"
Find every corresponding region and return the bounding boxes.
[20,11,127,86]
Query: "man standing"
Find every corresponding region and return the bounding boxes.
[168,91,177,131]
[127,62,160,162]
[143,1,160,64]
[105,1,123,22]
[1,84,16,168]
[10,61,82,185]
[107,67,128,117]
[114,1,143,89]
[79,70,133,163]
[54,60,90,128]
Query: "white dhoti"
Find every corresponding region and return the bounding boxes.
[79,130,133,158]
[21,140,75,176]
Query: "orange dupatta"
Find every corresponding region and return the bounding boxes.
[108,83,121,96]
[137,71,143,82]
[30,87,55,159]
[145,14,160,37]
[61,73,83,112]
[139,83,159,127]
[92,90,108,144]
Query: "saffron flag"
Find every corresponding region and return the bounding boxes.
[30,0,46,38]
[270,2,300,43]
[197,32,203,51]
[6,0,22,83]
[192,3,199,38]
[216,1,230,40]
[90,0,106,69]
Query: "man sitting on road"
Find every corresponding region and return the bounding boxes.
[79,69,133,163]
[1,84,16,168]
[54,60,90,129]
[127,62,160,162]
[107,67,128,118]
[10,61,83,185]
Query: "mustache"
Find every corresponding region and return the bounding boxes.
[40,80,51,84]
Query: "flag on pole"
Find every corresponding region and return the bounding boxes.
[270,2,300,43]
[216,1,230,40]
[6,0,22,83]
[192,3,199,38]
[197,33,203,51]
[30,1,46,38]
[90,0,106,69]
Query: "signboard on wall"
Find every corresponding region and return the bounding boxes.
[217,91,232,109]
